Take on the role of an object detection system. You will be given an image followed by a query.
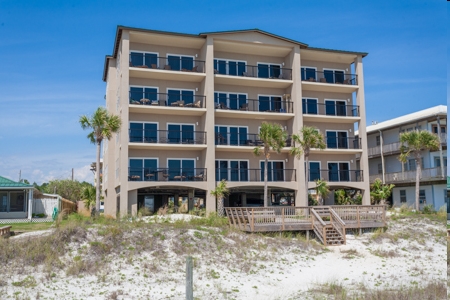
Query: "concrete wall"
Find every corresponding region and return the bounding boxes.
[392,184,447,210]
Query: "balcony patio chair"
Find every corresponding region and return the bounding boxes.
[307,77,316,82]
[164,65,171,70]
[151,64,157,69]
[130,100,140,105]
[319,78,327,83]
[214,69,218,74]
[140,98,151,105]
[170,100,185,107]
[159,99,167,106]
[239,103,248,111]
[185,99,201,108]
[191,66,198,72]
[343,78,350,85]
[194,172,204,181]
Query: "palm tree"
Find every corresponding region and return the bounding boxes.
[253,122,287,207]
[370,178,395,205]
[398,130,440,211]
[334,189,349,205]
[210,179,229,217]
[290,126,326,204]
[81,185,96,217]
[315,179,330,206]
[80,107,121,217]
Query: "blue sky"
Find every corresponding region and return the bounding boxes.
[0,0,447,184]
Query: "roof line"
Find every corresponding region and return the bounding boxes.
[306,46,368,57]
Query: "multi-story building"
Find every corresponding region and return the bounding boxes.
[364,105,447,209]
[101,26,370,216]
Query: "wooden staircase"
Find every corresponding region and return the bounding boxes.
[311,207,346,246]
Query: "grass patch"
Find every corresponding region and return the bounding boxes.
[7,222,53,232]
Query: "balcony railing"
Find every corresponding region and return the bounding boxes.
[369,167,447,184]
[129,168,207,182]
[325,137,361,150]
[216,168,296,182]
[439,133,447,144]
[129,53,205,73]
[214,61,292,80]
[129,129,207,144]
[215,133,293,147]
[215,98,293,113]
[129,92,206,108]
[308,169,364,182]
[368,142,401,157]
[301,70,357,85]
[302,103,359,117]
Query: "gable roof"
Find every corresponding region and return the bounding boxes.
[0,176,33,188]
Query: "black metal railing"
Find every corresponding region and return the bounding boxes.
[129,92,206,108]
[216,168,296,182]
[301,70,357,85]
[215,97,293,113]
[308,169,363,182]
[129,53,205,73]
[302,102,359,117]
[129,168,207,182]
[215,133,292,147]
[214,61,292,80]
[325,137,361,150]
[129,129,207,144]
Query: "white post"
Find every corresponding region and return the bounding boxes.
[27,189,33,220]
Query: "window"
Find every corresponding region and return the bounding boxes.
[261,161,285,182]
[326,131,348,149]
[167,55,193,71]
[434,157,447,167]
[377,163,383,174]
[214,92,247,110]
[400,190,407,203]
[168,89,194,106]
[323,69,345,84]
[0,191,26,212]
[444,190,448,203]
[259,95,283,112]
[302,98,318,114]
[129,122,157,143]
[0,192,7,212]
[328,162,350,182]
[325,100,347,116]
[301,67,316,81]
[308,162,321,181]
[258,63,281,78]
[168,159,195,180]
[215,126,248,146]
[375,135,380,146]
[419,190,426,204]
[167,124,195,144]
[215,160,248,181]
[129,86,158,103]
[130,52,157,68]
[213,59,246,76]
[432,125,446,134]
[129,159,158,181]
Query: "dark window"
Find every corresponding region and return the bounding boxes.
[302,99,318,114]
[375,136,380,146]
[301,67,316,81]
[309,162,320,181]
[400,190,407,203]
[419,190,426,204]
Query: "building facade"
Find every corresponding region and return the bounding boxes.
[364,106,447,210]
[102,26,370,216]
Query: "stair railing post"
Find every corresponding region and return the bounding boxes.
[282,207,285,230]
[251,208,254,232]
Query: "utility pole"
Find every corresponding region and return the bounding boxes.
[19,170,21,182]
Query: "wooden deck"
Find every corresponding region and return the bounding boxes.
[224,205,386,246]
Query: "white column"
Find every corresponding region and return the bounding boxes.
[27,189,33,220]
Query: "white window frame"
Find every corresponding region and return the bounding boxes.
[307,161,322,181]
[215,125,249,146]
[301,97,319,114]
[166,53,195,70]
[325,130,349,149]
[300,66,317,80]
[322,68,346,83]
[129,51,159,68]
[214,91,248,108]
[128,157,160,180]
[259,160,286,182]
[215,159,250,182]
[129,121,159,143]
[213,58,247,75]
[166,123,196,144]
[257,94,285,112]
[326,161,351,181]
[256,61,283,78]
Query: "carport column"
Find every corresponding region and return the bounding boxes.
[204,36,217,213]
[354,55,371,205]
[128,190,138,216]
[241,193,247,206]
[27,189,33,220]
[188,189,194,211]
[174,194,179,210]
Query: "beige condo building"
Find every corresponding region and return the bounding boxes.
[102,26,370,216]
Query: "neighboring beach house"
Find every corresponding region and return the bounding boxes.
[0,176,34,219]
[362,105,447,210]
[102,26,371,216]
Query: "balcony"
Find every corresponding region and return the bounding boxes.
[129,129,207,150]
[311,137,362,155]
[301,70,358,93]
[129,168,207,182]
[129,53,205,82]
[214,97,294,120]
[302,102,360,124]
[216,168,296,182]
[214,61,293,88]
[369,167,447,184]
[214,133,292,152]
[308,170,364,182]
[129,92,206,116]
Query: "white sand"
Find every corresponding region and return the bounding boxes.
[1,214,446,299]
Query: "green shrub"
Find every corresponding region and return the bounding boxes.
[422,204,435,214]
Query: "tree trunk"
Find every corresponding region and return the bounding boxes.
[95,141,101,217]
[264,155,269,207]
[415,156,421,211]
[305,154,309,206]
[217,196,224,217]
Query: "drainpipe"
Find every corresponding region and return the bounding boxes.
[437,115,444,178]
[379,130,385,184]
